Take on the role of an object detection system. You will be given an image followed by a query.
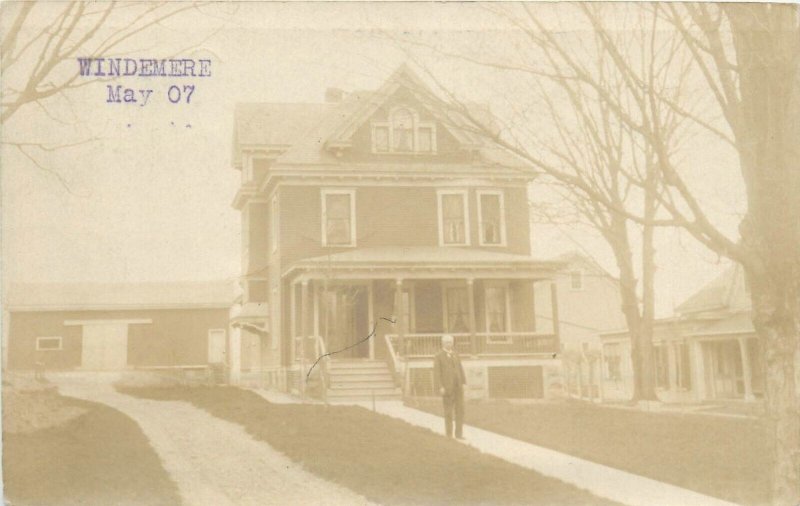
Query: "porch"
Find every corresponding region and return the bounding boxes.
[282,247,565,399]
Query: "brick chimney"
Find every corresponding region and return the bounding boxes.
[325,87,345,103]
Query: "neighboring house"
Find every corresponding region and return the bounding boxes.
[535,252,627,399]
[536,251,627,351]
[229,65,567,401]
[4,281,232,373]
[600,264,771,403]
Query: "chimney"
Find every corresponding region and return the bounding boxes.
[325,87,345,103]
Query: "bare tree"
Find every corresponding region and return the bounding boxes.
[393,2,799,501]
[1,1,221,186]
[386,5,694,402]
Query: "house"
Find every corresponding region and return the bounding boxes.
[3,281,233,374]
[228,65,567,401]
[599,264,771,403]
[535,252,627,398]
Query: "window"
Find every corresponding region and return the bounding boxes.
[373,126,389,152]
[392,108,414,152]
[418,126,434,152]
[604,343,622,381]
[477,191,506,246]
[36,336,62,351]
[674,342,692,389]
[271,195,279,253]
[321,189,356,247]
[569,270,584,291]
[371,107,436,154]
[444,286,469,333]
[396,289,415,334]
[437,190,469,246]
[484,284,512,344]
[252,157,270,183]
[655,345,669,388]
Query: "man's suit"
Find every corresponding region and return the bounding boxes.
[433,348,466,438]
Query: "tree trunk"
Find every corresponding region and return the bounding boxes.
[607,214,658,401]
[726,5,800,502]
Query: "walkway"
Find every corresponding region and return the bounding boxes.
[58,382,374,506]
[366,401,738,506]
[250,388,737,506]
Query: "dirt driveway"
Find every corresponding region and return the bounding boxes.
[58,383,375,506]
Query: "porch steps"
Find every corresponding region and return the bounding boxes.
[325,360,401,401]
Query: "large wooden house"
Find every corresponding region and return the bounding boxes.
[228,66,565,400]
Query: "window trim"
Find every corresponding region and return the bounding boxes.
[271,194,279,253]
[370,106,437,154]
[476,190,507,247]
[36,336,63,351]
[321,188,357,247]
[437,189,470,246]
[569,269,585,291]
[483,281,512,344]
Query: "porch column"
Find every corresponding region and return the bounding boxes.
[738,337,755,401]
[550,281,560,345]
[531,280,537,333]
[290,282,297,363]
[300,279,309,396]
[467,278,478,356]
[394,279,405,356]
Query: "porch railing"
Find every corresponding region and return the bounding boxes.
[386,332,559,358]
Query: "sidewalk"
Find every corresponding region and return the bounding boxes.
[249,389,738,506]
[369,401,739,506]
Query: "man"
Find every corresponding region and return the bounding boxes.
[433,334,466,439]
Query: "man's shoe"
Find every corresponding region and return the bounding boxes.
[455,435,466,440]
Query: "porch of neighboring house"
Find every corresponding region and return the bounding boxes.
[599,331,764,404]
[280,250,565,401]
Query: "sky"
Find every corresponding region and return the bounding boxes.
[1,2,743,317]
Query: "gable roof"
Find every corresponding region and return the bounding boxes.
[232,64,531,170]
[5,281,236,311]
[675,264,746,315]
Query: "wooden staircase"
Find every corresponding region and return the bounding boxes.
[325,359,402,402]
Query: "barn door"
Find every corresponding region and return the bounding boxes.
[81,323,128,370]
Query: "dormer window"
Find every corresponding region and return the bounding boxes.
[371,107,437,154]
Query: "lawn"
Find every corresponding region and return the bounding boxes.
[413,398,771,506]
[119,386,622,505]
[3,386,180,506]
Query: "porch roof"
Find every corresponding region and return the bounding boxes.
[283,247,564,281]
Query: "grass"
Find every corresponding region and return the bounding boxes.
[119,386,622,505]
[3,391,180,506]
[413,398,771,506]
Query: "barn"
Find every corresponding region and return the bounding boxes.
[3,282,234,374]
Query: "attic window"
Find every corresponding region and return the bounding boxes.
[371,107,436,154]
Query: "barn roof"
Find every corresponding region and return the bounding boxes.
[5,281,236,311]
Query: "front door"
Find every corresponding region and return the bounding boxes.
[81,323,128,370]
[322,286,370,359]
[705,340,744,399]
[208,329,227,364]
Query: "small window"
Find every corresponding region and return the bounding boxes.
[675,342,692,389]
[569,270,584,290]
[438,190,469,246]
[36,337,62,351]
[322,189,356,247]
[392,108,414,152]
[478,191,506,246]
[655,345,669,388]
[271,195,279,253]
[371,107,437,154]
[418,126,433,152]
[252,157,270,183]
[373,126,389,152]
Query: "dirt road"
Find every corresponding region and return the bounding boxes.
[59,383,375,506]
